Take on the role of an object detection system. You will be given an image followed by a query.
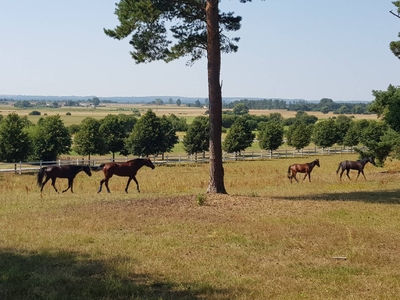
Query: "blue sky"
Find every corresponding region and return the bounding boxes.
[1,0,399,101]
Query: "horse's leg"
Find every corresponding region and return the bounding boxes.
[104,178,111,193]
[125,177,133,193]
[339,168,345,180]
[133,176,140,193]
[62,178,73,193]
[302,172,309,182]
[346,169,351,180]
[292,171,299,183]
[362,170,367,180]
[98,178,105,193]
[51,178,58,193]
[40,175,51,192]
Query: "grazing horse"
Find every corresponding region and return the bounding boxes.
[287,159,320,183]
[336,157,376,180]
[37,165,92,193]
[97,158,155,193]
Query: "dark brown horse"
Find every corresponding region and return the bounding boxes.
[336,157,376,180]
[97,158,155,193]
[287,159,320,183]
[37,165,92,193]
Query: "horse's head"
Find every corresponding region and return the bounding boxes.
[83,165,92,176]
[368,157,377,166]
[144,158,155,169]
[315,159,320,167]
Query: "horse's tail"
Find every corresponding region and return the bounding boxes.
[287,165,292,178]
[336,162,342,174]
[37,167,46,187]
[92,163,105,172]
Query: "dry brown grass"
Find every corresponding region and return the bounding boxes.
[1,154,400,299]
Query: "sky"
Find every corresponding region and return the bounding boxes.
[1,0,399,101]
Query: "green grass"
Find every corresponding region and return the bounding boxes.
[1,154,400,299]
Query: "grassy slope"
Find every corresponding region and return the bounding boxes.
[1,154,400,299]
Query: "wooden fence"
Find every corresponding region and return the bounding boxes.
[0,146,358,174]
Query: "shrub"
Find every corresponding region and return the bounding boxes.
[28,110,41,115]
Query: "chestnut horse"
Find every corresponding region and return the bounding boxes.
[37,165,92,193]
[336,157,376,180]
[97,158,155,193]
[287,159,320,183]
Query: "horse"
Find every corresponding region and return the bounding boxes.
[336,157,376,180]
[97,158,155,193]
[37,165,92,193]
[287,159,320,183]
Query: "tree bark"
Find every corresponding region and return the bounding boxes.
[206,0,227,194]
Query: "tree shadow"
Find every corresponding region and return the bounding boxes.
[275,190,400,204]
[0,248,230,300]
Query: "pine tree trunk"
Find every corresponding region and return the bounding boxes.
[206,0,227,194]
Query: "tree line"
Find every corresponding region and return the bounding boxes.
[1,100,398,167]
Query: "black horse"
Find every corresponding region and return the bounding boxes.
[336,157,376,180]
[97,158,155,193]
[37,165,92,193]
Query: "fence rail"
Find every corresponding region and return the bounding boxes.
[0,146,357,174]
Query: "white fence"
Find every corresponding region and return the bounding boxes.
[0,146,357,174]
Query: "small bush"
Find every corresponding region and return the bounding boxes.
[28,110,41,115]
[196,194,206,206]
[66,112,71,116]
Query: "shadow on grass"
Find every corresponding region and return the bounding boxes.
[0,248,228,300]
[275,189,400,204]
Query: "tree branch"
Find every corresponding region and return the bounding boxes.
[390,10,400,18]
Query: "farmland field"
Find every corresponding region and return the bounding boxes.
[1,154,400,299]
[0,102,378,127]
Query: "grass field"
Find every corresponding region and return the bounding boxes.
[1,154,400,299]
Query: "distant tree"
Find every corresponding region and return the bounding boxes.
[167,114,188,132]
[92,97,100,107]
[13,100,31,108]
[232,103,249,115]
[268,112,283,123]
[358,120,391,166]
[68,124,81,135]
[118,114,137,134]
[0,113,32,162]
[343,122,360,147]
[159,116,179,158]
[335,115,353,145]
[286,120,312,151]
[389,1,400,59]
[99,114,127,161]
[369,84,400,132]
[155,98,164,106]
[168,98,173,104]
[125,110,175,157]
[312,119,338,149]
[320,106,330,114]
[176,99,181,107]
[183,116,210,161]
[73,117,107,161]
[258,120,284,155]
[222,117,255,159]
[30,115,71,161]
[222,114,238,129]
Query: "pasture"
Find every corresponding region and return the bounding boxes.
[1,154,400,299]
